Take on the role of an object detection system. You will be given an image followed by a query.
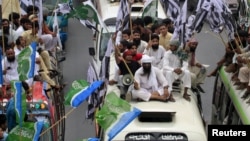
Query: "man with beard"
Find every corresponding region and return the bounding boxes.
[0,19,17,47]
[2,48,19,85]
[132,30,148,54]
[186,38,207,93]
[15,18,32,40]
[132,55,174,102]
[143,34,165,69]
[162,40,192,101]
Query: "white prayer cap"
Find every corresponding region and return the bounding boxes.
[169,39,180,47]
[43,7,49,15]
[189,38,198,43]
[141,55,152,63]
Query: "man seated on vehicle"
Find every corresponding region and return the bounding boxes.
[132,55,174,102]
[162,39,191,101]
[143,34,165,69]
[132,30,148,54]
[127,42,143,63]
[109,39,129,85]
[114,49,141,99]
[207,40,237,77]
[186,38,207,93]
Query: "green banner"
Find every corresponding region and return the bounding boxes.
[7,122,35,141]
[96,92,131,130]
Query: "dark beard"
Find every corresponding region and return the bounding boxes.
[7,56,15,62]
[152,45,159,50]
[189,48,196,52]
[142,66,151,78]
[142,66,151,77]
[133,39,141,46]
[3,27,9,34]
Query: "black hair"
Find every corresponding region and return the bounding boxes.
[16,36,22,45]
[122,29,131,36]
[20,17,31,25]
[151,33,159,40]
[143,16,153,26]
[120,39,129,47]
[126,42,134,49]
[26,5,39,15]
[8,12,20,21]
[133,29,141,35]
[151,23,159,33]
[133,18,144,27]
[162,18,172,25]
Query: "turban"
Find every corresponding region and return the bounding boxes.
[189,38,198,43]
[123,50,133,58]
[169,39,180,47]
[141,55,152,63]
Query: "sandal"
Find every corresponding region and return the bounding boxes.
[183,94,191,101]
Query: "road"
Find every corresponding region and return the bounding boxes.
[61,19,226,141]
[62,19,95,141]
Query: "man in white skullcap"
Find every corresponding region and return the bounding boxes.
[162,39,192,101]
[132,55,175,102]
[186,38,207,93]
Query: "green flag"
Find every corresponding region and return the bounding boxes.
[17,42,36,81]
[142,0,158,22]
[64,80,89,107]
[6,121,44,141]
[95,92,141,141]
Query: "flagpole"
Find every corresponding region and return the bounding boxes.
[129,3,133,37]
[39,107,76,137]
[47,0,60,28]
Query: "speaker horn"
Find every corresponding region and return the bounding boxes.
[122,74,133,86]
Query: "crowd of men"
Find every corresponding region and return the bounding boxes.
[109,16,207,102]
[0,5,63,140]
[207,29,250,104]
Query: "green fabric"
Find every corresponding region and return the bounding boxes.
[7,122,35,141]
[64,80,89,105]
[17,47,32,81]
[95,92,131,130]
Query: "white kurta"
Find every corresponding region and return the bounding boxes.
[137,40,148,54]
[2,57,19,85]
[187,53,207,87]
[162,50,191,92]
[143,45,165,69]
[132,66,169,101]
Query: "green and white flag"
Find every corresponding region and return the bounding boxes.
[68,0,107,29]
[96,92,141,141]
[7,121,44,141]
[142,0,158,22]
[17,42,36,81]
[64,80,103,108]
